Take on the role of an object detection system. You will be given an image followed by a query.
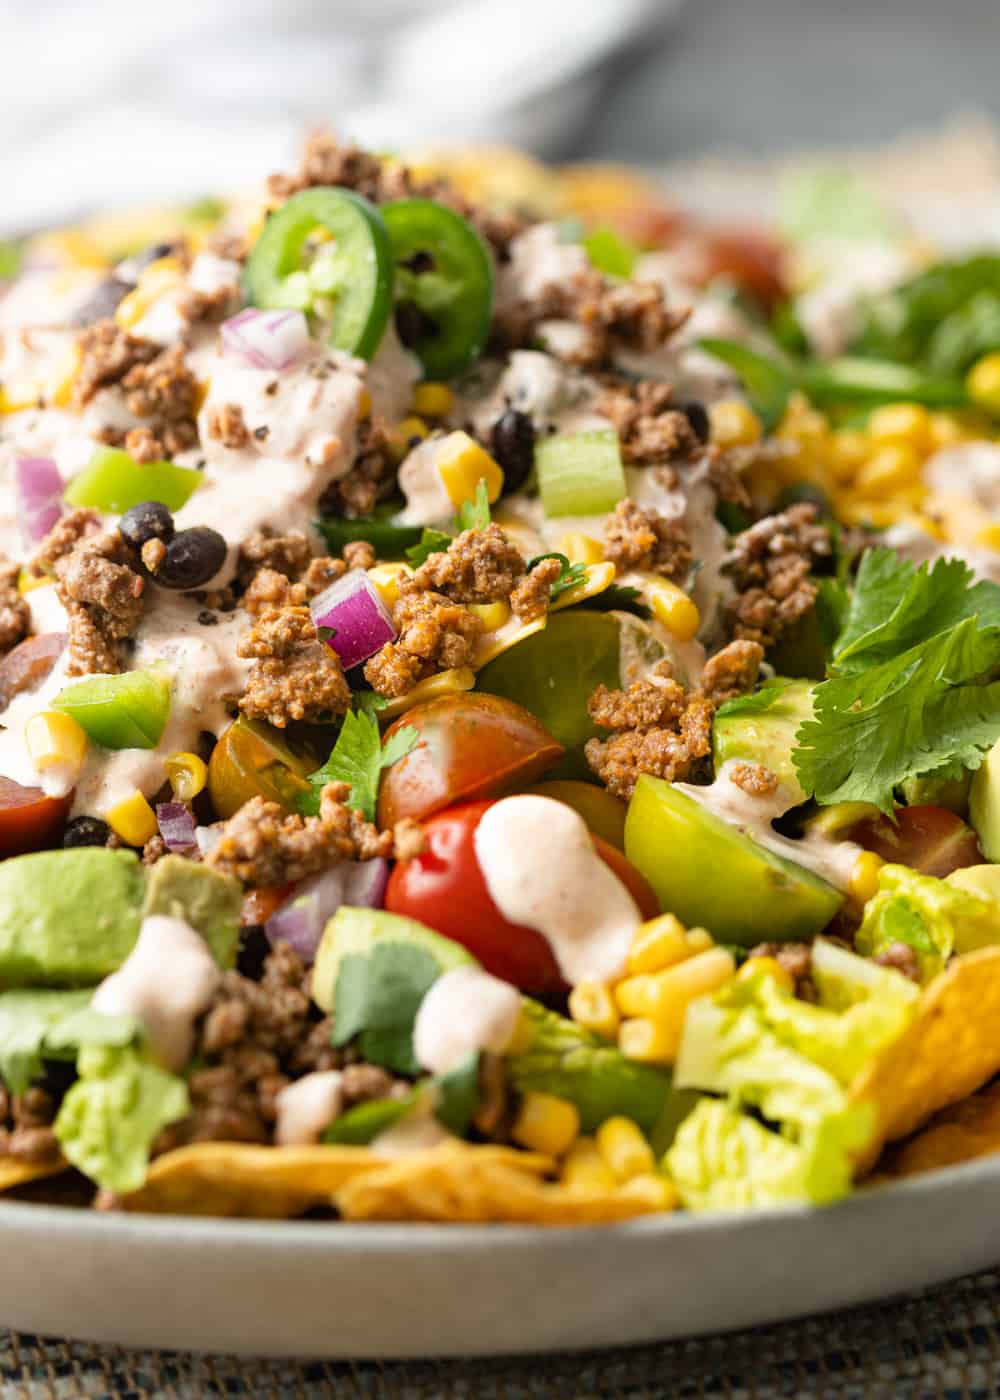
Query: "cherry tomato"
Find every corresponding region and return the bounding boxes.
[669,227,787,308]
[847,805,985,879]
[0,632,66,711]
[0,777,68,857]
[384,799,659,993]
[377,692,564,827]
[208,716,314,820]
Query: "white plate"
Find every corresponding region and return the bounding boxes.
[0,1156,998,1358]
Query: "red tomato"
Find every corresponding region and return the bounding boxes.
[377,692,563,827]
[241,884,294,927]
[668,227,788,308]
[0,777,68,857]
[384,799,659,993]
[847,805,985,879]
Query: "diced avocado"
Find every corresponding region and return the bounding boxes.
[312,907,475,1014]
[900,770,972,814]
[970,737,1000,860]
[947,864,1000,905]
[0,849,145,986]
[507,999,671,1134]
[141,855,241,968]
[625,775,843,945]
[713,679,814,802]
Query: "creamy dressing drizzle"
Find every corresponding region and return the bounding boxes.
[371,1110,452,1159]
[473,794,641,983]
[274,1071,344,1147]
[91,914,220,1071]
[675,760,862,890]
[413,965,522,1075]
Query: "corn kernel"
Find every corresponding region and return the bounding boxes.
[596,1116,655,1182]
[628,913,690,975]
[646,578,700,642]
[976,523,1000,553]
[737,955,794,994]
[826,429,871,482]
[849,850,884,906]
[967,352,1000,413]
[105,790,158,846]
[468,600,512,632]
[709,399,762,448]
[618,1173,678,1211]
[560,1137,616,1192]
[411,382,454,418]
[685,927,715,954]
[17,569,53,595]
[558,533,604,566]
[437,432,504,509]
[367,562,411,611]
[512,1092,580,1158]
[867,403,933,455]
[854,443,923,495]
[568,981,620,1039]
[619,948,736,1065]
[928,411,968,451]
[504,1006,535,1058]
[25,711,88,773]
[114,256,184,329]
[357,388,372,421]
[164,751,208,802]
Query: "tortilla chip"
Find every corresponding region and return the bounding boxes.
[877,1079,1000,1180]
[118,1143,383,1218]
[0,1156,67,1193]
[851,947,1000,1175]
[335,1143,673,1225]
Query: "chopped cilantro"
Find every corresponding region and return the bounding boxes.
[332,942,441,1074]
[299,706,418,821]
[456,479,491,532]
[527,552,587,601]
[405,528,453,567]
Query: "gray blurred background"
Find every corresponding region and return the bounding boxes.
[1,0,998,232]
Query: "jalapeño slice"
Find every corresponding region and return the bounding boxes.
[383,198,494,380]
[243,187,394,360]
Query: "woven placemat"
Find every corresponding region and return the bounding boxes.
[2,1268,1000,1399]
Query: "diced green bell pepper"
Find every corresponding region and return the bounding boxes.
[64,447,201,515]
[53,670,171,750]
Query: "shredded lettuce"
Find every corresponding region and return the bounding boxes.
[855,864,1000,979]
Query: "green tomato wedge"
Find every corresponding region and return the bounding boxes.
[383,198,494,379]
[625,775,843,945]
[535,429,627,517]
[244,187,394,361]
[53,671,171,750]
[64,447,201,515]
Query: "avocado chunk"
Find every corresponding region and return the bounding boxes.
[970,737,1000,860]
[625,775,843,944]
[141,855,242,968]
[312,907,475,1075]
[0,849,145,986]
[713,679,813,802]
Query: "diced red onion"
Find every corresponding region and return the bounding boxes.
[310,569,396,672]
[15,457,63,545]
[265,858,388,963]
[156,801,197,853]
[220,308,310,371]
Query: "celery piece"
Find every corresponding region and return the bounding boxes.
[53,671,171,750]
[64,447,201,515]
[535,429,626,518]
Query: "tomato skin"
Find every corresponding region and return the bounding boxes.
[384,799,658,993]
[847,805,985,879]
[0,777,69,857]
[208,717,313,820]
[377,692,563,827]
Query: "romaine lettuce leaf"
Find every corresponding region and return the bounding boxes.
[855,863,1000,979]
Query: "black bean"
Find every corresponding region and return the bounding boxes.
[119,501,175,551]
[490,408,535,494]
[395,300,438,349]
[680,400,710,445]
[62,816,111,848]
[156,526,227,590]
[236,925,271,981]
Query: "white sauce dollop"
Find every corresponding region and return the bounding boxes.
[473,795,641,983]
[91,914,220,1071]
[274,1071,344,1147]
[413,965,522,1075]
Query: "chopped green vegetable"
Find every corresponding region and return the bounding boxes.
[777,167,898,245]
[526,552,587,600]
[317,512,424,560]
[697,337,793,429]
[855,864,1000,977]
[406,528,453,567]
[0,989,137,1096]
[299,707,418,821]
[0,240,22,281]
[433,1052,481,1135]
[582,227,638,279]
[332,942,442,1075]
[53,670,171,751]
[323,1097,412,1144]
[456,478,491,532]
[64,446,201,515]
[535,428,627,517]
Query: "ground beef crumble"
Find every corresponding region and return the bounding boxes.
[746,942,818,1002]
[236,529,316,588]
[698,639,765,706]
[510,555,563,621]
[74,322,199,459]
[872,941,922,983]
[599,378,700,466]
[730,762,779,796]
[721,503,831,649]
[319,419,397,519]
[602,497,693,582]
[364,590,482,698]
[206,402,251,450]
[585,660,714,800]
[72,320,156,408]
[237,603,350,727]
[0,556,29,656]
[0,1084,61,1164]
[406,523,526,604]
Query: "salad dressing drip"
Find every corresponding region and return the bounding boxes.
[274,1070,344,1146]
[413,964,522,1075]
[473,794,641,983]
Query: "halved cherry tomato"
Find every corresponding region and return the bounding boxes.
[847,805,985,879]
[208,716,314,820]
[669,227,788,308]
[377,692,564,827]
[0,632,66,710]
[384,799,658,994]
[0,777,68,857]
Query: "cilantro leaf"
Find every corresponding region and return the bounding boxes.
[527,552,587,601]
[352,690,387,720]
[577,583,651,618]
[794,617,1000,812]
[299,707,418,821]
[433,1052,481,1135]
[405,528,453,567]
[332,943,441,1075]
[456,479,491,532]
